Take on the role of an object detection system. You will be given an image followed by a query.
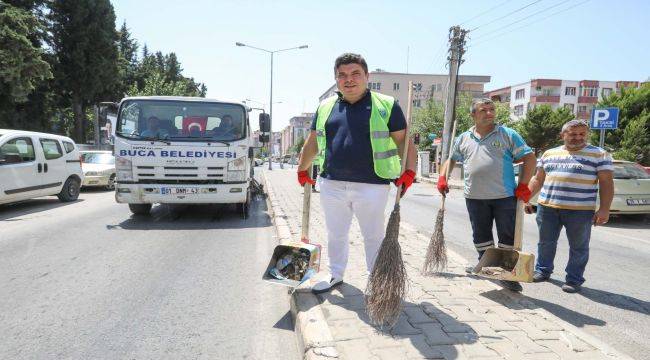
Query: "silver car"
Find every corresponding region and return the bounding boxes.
[81,151,116,190]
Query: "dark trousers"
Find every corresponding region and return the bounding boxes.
[535,205,594,285]
[465,197,517,260]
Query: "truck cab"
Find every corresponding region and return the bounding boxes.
[113,96,254,217]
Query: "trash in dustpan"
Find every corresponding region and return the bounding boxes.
[471,201,534,283]
[263,242,321,288]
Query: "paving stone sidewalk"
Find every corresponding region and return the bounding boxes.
[262,168,630,360]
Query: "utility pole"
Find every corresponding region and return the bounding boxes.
[440,26,468,166]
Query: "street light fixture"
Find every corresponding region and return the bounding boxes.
[236,41,308,170]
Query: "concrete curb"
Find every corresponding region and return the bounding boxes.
[261,171,340,360]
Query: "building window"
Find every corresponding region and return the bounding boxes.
[414,83,422,91]
[578,105,588,113]
[368,82,381,90]
[515,89,525,99]
[602,88,613,97]
[412,99,421,107]
[393,82,400,91]
[565,87,576,96]
[514,105,524,116]
[581,87,597,97]
[564,103,575,112]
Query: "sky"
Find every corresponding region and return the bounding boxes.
[112,0,650,131]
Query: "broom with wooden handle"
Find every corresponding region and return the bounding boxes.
[421,89,460,274]
[365,81,414,327]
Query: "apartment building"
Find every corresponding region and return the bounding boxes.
[319,71,491,108]
[486,79,645,120]
[280,113,314,155]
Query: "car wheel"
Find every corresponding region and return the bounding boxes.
[129,203,152,215]
[57,177,80,202]
[105,174,116,191]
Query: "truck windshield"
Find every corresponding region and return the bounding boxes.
[613,163,650,179]
[116,99,246,142]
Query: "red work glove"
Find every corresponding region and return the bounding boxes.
[297,170,315,186]
[437,175,449,195]
[515,183,532,202]
[394,169,416,196]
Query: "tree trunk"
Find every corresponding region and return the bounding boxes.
[72,97,84,142]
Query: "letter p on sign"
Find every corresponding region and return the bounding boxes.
[590,107,619,129]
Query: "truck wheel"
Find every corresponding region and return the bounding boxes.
[129,203,152,215]
[57,177,80,202]
[105,174,116,191]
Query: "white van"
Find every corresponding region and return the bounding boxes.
[0,129,84,205]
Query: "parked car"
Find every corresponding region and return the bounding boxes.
[80,150,116,190]
[0,129,83,205]
[518,160,650,215]
[254,158,264,167]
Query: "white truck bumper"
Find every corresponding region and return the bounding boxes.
[115,183,248,204]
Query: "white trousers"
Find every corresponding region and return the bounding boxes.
[318,178,391,279]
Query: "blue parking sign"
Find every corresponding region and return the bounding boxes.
[590,108,619,129]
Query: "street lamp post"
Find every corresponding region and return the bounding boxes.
[236,42,308,170]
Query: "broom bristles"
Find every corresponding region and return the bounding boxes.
[365,205,408,327]
[422,208,448,274]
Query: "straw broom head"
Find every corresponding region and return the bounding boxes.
[365,204,408,327]
[422,208,448,274]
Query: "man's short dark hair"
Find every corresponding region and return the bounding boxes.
[334,53,368,75]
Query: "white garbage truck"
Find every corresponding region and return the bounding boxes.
[113,96,269,217]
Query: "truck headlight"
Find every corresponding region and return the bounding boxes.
[116,156,133,181]
[227,157,247,171]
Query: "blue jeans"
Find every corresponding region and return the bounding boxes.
[535,205,594,285]
[465,197,517,260]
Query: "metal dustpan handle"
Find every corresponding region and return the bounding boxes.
[301,164,312,243]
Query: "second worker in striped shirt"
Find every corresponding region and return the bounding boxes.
[527,119,614,293]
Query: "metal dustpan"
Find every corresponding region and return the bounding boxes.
[473,200,534,282]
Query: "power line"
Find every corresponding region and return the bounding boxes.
[471,0,570,42]
[468,0,591,49]
[459,0,514,26]
[470,0,543,32]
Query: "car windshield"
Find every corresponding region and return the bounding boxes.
[613,163,650,179]
[116,99,246,142]
[82,153,114,164]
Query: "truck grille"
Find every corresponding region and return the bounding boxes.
[135,165,226,181]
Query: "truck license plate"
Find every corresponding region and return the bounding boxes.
[161,187,200,195]
[626,198,650,206]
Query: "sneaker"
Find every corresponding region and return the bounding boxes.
[561,282,581,293]
[499,280,523,292]
[533,272,550,283]
[312,276,343,294]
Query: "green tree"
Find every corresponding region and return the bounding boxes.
[49,0,120,142]
[291,136,305,154]
[0,4,51,103]
[115,21,138,98]
[127,71,203,97]
[513,105,574,155]
[613,110,650,165]
[410,93,511,150]
[592,84,650,164]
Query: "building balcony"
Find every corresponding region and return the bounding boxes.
[577,96,598,104]
[576,111,590,119]
[530,95,560,103]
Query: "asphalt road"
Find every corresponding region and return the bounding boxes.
[0,184,299,359]
[399,181,650,359]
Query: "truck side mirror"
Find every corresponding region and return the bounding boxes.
[259,113,270,132]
